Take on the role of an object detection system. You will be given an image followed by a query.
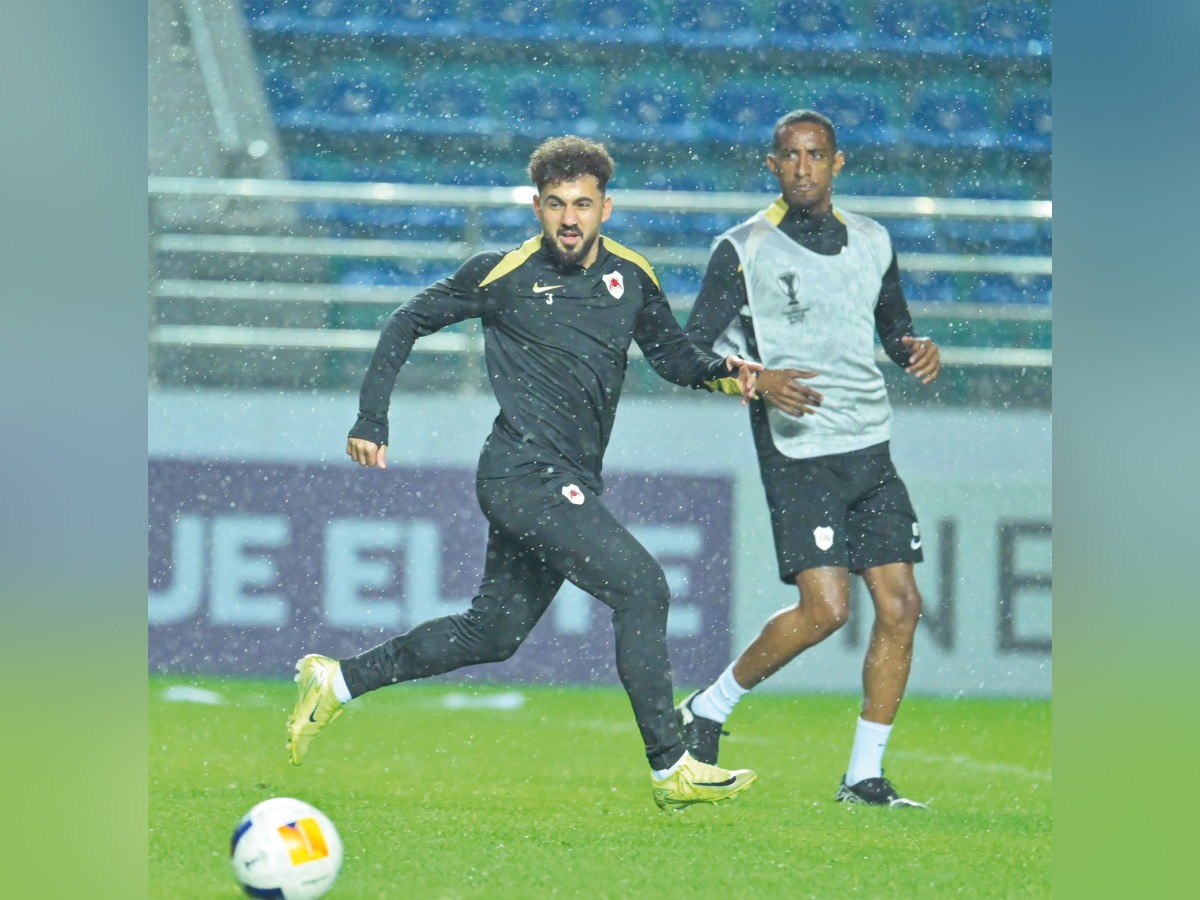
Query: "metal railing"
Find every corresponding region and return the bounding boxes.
[148,177,1052,373]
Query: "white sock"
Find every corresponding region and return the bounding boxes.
[846,717,893,786]
[691,663,749,724]
[651,751,689,781]
[332,665,352,704]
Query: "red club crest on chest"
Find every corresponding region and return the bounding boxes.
[603,271,624,299]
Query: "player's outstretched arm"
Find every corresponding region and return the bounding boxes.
[757,368,823,416]
[346,437,388,469]
[725,355,766,404]
[902,335,941,384]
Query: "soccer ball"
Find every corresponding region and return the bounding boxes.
[230,797,343,900]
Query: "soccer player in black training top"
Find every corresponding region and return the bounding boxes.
[287,136,760,811]
[680,110,941,808]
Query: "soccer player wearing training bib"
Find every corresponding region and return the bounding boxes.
[286,136,761,812]
[682,110,942,808]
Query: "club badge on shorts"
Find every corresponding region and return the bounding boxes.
[603,271,624,299]
[562,484,585,505]
[813,526,834,551]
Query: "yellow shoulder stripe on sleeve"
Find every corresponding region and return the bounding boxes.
[763,196,788,225]
[704,376,747,396]
[478,236,542,288]
[832,206,846,224]
[601,237,660,289]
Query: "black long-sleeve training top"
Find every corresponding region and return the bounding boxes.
[350,235,730,494]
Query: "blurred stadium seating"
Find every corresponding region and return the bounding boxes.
[702,83,789,145]
[869,0,964,56]
[770,0,866,53]
[665,0,762,50]
[813,83,901,149]
[577,0,663,45]
[608,81,703,145]
[1003,91,1053,154]
[148,0,1052,400]
[964,0,1052,58]
[468,0,565,42]
[903,84,1001,150]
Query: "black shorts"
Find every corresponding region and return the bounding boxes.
[759,441,922,583]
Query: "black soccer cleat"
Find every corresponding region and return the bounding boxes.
[674,689,729,765]
[835,774,927,809]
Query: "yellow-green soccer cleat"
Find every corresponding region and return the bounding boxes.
[652,752,757,812]
[286,654,344,766]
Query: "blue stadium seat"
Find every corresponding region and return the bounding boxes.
[577,0,661,45]
[241,0,278,21]
[338,260,455,288]
[468,0,564,42]
[483,207,538,245]
[279,67,397,132]
[902,270,959,303]
[243,0,367,36]
[313,201,467,241]
[835,173,902,197]
[940,177,1046,255]
[971,274,1051,305]
[771,0,865,53]
[837,171,933,197]
[964,1,1051,58]
[665,0,761,51]
[703,84,788,145]
[904,87,1000,150]
[886,217,942,253]
[392,76,497,138]
[740,166,781,193]
[939,174,1048,253]
[372,0,466,39]
[657,265,704,298]
[940,219,1045,256]
[813,86,900,148]
[1003,92,1052,154]
[947,174,1039,200]
[258,65,306,114]
[510,82,597,140]
[290,154,426,183]
[870,0,964,56]
[615,171,736,248]
[608,83,702,145]
[635,171,719,193]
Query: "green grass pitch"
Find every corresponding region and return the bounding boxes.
[149,678,1050,898]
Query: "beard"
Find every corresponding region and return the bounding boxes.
[548,229,598,267]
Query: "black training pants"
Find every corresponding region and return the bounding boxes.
[339,470,686,770]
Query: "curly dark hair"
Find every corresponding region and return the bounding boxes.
[528,136,616,194]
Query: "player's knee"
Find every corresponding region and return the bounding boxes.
[798,595,850,634]
[455,607,533,663]
[604,564,670,615]
[824,600,851,632]
[877,587,922,633]
[643,567,670,610]
[480,631,525,663]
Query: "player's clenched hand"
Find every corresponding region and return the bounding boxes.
[346,437,387,469]
[902,335,941,384]
[758,368,823,416]
[725,355,766,405]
